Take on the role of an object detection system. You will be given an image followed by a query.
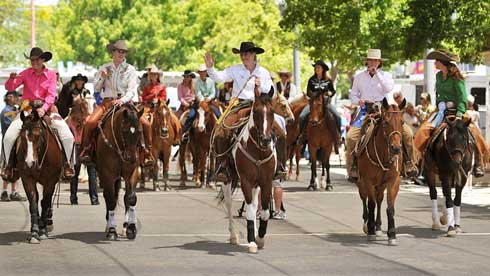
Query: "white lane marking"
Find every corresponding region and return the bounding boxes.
[138,232,490,237]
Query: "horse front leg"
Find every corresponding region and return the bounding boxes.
[39,181,57,240]
[425,169,442,230]
[375,186,384,236]
[103,180,118,240]
[308,146,318,191]
[222,182,238,245]
[441,176,456,237]
[453,179,465,234]
[178,143,187,186]
[386,180,400,246]
[295,145,301,181]
[152,160,160,191]
[124,168,139,240]
[243,182,260,254]
[366,184,377,241]
[256,180,272,250]
[24,179,41,244]
[322,147,333,191]
[162,149,171,191]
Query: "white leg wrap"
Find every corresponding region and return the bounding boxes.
[446,207,455,227]
[128,206,137,224]
[431,199,439,223]
[260,209,270,221]
[107,210,117,228]
[454,206,461,226]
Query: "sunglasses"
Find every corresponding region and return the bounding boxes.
[114,49,127,54]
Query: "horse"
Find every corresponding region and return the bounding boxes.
[424,115,473,237]
[220,89,276,254]
[357,98,405,246]
[17,110,63,243]
[286,96,308,181]
[179,100,217,188]
[95,104,144,240]
[150,100,178,191]
[306,93,336,191]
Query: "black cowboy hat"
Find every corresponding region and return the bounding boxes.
[232,42,265,55]
[182,69,196,78]
[24,47,52,62]
[312,60,329,71]
[5,91,19,97]
[71,73,88,83]
[426,49,460,63]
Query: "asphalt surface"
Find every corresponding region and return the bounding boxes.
[1,155,490,276]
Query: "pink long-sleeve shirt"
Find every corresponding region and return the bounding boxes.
[5,67,57,111]
[177,83,195,106]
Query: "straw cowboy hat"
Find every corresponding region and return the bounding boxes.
[197,64,207,72]
[71,73,88,83]
[147,64,163,75]
[277,68,292,76]
[364,49,387,60]
[24,47,52,62]
[106,40,131,53]
[426,49,460,63]
[232,42,265,55]
[312,60,329,71]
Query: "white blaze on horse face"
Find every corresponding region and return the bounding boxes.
[197,107,205,132]
[25,132,35,168]
[130,127,136,134]
[262,106,268,137]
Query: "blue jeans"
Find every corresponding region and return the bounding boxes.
[211,105,221,118]
[431,102,446,128]
[182,107,197,134]
[70,163,98,203]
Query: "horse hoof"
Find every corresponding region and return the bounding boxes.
[326,185,333,191]
[256,237,265,249]
[362,223,368,234]
[388,239,397,246]
[455,225,463,234]
[431,223,441,231]
[126,224,137,240]
[39,233,49,240]
[106,227,118,240]
[248,242,258,254]
[446,226,457,237]
[47,223,54,233]
[375,230,383,237]
[295,176,299,182]
[367,235,377,241]
[307,185,316,191]
[440,215,448,226]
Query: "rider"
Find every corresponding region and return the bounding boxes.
[205,41,287,180]
[346,49,418,182]
[298,60,342,147]
[413,49,485,177]
[1,47,75,181]
[276,68,298,102]
[178,70,197,144]
[56,73,90,118]
[79,40,153,165]
[141,64,181,145]
[196,64,221,118]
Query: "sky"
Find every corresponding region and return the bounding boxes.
[35,0,59,6]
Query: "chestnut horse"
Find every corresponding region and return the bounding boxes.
[17,110,63,243]
[150,100,178,191]
[220,89,276,254]
[424,116,473,236]
[357,98,405,246]
[306,93,335,191]
[179,100,217,188]
[95,104,144,240]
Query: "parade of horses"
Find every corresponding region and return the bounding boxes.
[1,1,490,275]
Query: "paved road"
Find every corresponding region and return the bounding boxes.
[1,157,490,276]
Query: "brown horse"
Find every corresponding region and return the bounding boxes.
[357,98,405,246]
[17,110,63,243]
[306,93,336,191]
[286,96,308,181]
[221,89,276,254]
[150,100,178,191]
[95,104,144,240]
[179,100,217,188]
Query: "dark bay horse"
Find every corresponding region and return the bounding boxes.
[221,89,276,254]
[306,93,335,191]
[286,96,308,181]
[150,100,178,191]
[179,100,217,188]
[95,104,144,240]
[424,116,473,236]
[357,98,405,246]
[17,110,63,243]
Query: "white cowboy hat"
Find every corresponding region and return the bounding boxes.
[365,49,387,60]
[106,40,131,53]
[148,64,163,75]
[197,64,207,72]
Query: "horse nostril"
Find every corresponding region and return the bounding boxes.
[286,117,294,124]
[390,146,401,154]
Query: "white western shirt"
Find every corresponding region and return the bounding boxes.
[94,60,138,103]
[207,64,273,100]
[350,69,394,105]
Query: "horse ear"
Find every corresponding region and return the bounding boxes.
[137,107,145,119]
[382,97,389,109]
[123,109,129,119]
[268,86,274,99]
[20,111,26,122]
[166,99,170,106]
[399,98,407,110]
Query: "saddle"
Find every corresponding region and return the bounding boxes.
[353,104,382,156]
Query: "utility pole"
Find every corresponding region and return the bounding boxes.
[31,0,35,47]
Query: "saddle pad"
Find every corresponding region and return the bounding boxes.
[427,123,447,152]
[354,120,376,155]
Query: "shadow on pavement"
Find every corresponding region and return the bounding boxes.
[153,240,243,256]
